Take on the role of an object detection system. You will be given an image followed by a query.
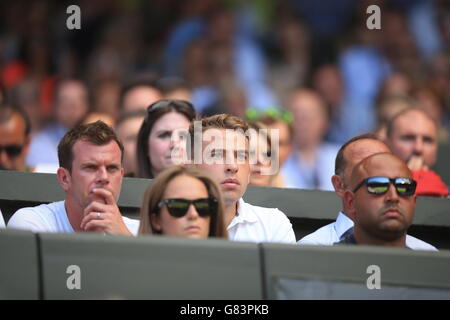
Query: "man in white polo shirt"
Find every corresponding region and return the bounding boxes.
[298,133,436,250]
[7,121,139,235]
[188,114,295,243]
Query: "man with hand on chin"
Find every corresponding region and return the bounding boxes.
[386,108,448,197]
[7,121,139,235]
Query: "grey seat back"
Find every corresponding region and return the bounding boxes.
[261,243,450,299]
[39,233,262,299]
[0,229,40,299]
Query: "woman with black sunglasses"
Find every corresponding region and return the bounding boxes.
[136,100,196,179]
[139,165,227,238]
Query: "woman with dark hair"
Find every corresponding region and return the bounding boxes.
[136,100,196,178]
[139,165,227,239]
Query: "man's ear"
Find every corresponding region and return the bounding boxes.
[56,167,71,192]
[150,213,162,233]
[343,190,356,221]
[332,174,345,197]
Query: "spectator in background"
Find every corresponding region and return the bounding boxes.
[159,77,192,102]
[7,121,139,235]
[282,88,339,190]
[190,114,296,243]
[246,107,294,187]
[119,79,162,113]
[115,110,146,177]
[91,81,121,120]
[247,121,278,187]
[312,64,344,141]
[136,100,196,179]
[386,108,448,197]
[139,165,227,239]
[269,17,311,105]
[299,133,436,250]
[378,71,413,97]
[338,153,422,249]
[176,6,278,113]
[412,85,448,142]
[375,94,416,140]
[246,108,293,169]
[0,103,32,172]
[26,79,90,172]
[202,81,248,118]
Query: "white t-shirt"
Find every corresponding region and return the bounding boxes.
[7,201,140,235]
[227,198,296,244]
[0,208,5,228]
[298,211,438,251]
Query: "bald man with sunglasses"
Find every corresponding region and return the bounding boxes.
[338,153,435,249]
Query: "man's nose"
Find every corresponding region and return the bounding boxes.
[96,167,109,183]
[385,183,399,202]
[225,160,238,173]
[413,137,424,154]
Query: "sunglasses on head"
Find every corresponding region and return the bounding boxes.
[157,197,218,218]
[0,144,23,157]
[148,99,195,114]
[353,176,417,196]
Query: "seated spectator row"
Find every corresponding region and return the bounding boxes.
[1,169,450,248]
[2,228,450,300]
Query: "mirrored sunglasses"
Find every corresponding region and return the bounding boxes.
[353,176,417,196]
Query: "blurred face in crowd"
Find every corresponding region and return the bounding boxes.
[346,153,416,242]
[288,90,328,148]
[198,129,250,205]
[313,65,343,108]
[151,174,211,238]
[122,86,162,112]
[266,120,292,166]
[55,81,89,129]
[58,140,124,210]
[249,130,272,187]
[0,111,30,171]
[387,109,437,169]
[148,112,191,177]
[116,115,145,175]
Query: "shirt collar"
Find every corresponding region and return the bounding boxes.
[335,211,354,239]
[228,198,258,229]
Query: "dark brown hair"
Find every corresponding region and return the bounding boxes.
[136,100,196,178]
[58,120,124,171]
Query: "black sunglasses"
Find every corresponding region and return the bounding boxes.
[157,197,218,218]
[353,176,417,196]
[147,99,195,114]
[0,144,23,157]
